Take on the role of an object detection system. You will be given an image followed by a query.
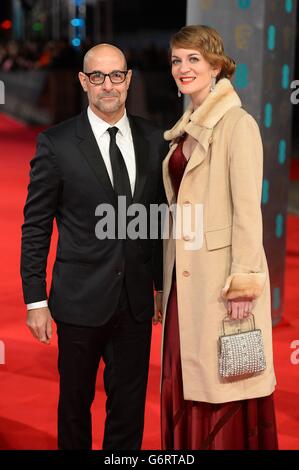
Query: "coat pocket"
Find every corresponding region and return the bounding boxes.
[205,226,232,251]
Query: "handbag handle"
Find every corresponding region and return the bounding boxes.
[222,313,256,336]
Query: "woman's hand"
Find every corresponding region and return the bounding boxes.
[227,297,253,320]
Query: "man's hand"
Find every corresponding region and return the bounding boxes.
[26,307,53,344]
[153,292,163,325]
[227,298,253,320]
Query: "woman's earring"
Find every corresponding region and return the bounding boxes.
[210,76,216,92]
[177,88,181,98]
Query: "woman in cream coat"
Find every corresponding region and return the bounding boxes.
[159,25,278,450]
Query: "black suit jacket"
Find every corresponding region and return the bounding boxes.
[21,110,167,326]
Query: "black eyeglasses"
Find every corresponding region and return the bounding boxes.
[84,70,128,85]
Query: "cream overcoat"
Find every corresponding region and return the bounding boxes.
[162,78,276,403]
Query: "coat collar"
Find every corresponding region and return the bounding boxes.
[162,79,242,206]
[164,78,242,142]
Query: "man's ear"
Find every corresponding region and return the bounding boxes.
[126,69,132,90]
[78,71,88,92]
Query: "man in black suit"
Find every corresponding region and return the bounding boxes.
[21,44,165,450]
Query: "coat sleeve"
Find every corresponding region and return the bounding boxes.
[152,133,168,292]
[221,114,267,300]
[21,132,61,304]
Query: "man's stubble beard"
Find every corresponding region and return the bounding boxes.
[94,95,122,114]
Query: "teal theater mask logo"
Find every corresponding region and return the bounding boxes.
[238,0,251,9]
[235,63,249,89]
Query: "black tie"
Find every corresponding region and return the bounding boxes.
[107,127,132,202]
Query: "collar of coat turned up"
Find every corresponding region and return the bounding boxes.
[164,78,242,141]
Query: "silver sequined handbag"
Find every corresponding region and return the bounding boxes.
[218,314,266,378]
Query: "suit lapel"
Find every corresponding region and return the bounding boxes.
[76,111,151,205]
[128,115,149,203]
[76,111,117,205]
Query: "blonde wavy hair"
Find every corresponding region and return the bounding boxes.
[170,25,236,81]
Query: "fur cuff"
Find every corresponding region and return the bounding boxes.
[222,272,266,300]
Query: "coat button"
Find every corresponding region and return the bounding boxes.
[183,270,190,277]
[208,136,213,144]
[183,235,192,241]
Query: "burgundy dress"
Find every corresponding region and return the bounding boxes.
[161,136,278,450]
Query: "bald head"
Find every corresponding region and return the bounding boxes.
[78,42,132,124]
[83,43,127,72]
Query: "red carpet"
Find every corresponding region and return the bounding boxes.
[0,113,298,450]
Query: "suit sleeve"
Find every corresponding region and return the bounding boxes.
[21,132,61,304]
[222,114,267,300]
[152,134,168,292]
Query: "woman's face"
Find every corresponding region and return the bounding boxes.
[171,47,219,105]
